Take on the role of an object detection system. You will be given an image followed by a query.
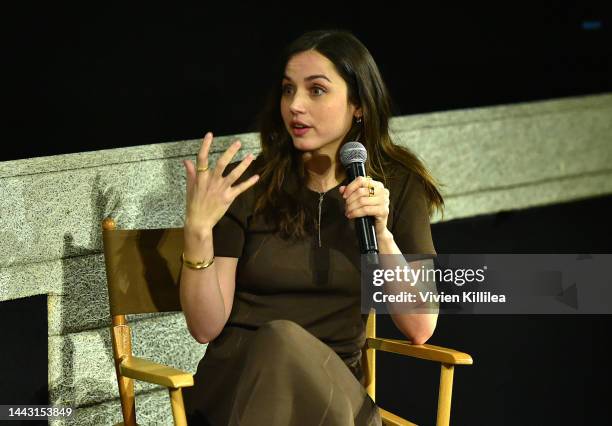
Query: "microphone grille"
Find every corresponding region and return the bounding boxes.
[340,141,367,166]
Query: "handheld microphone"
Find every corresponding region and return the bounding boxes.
[339,141,379,266]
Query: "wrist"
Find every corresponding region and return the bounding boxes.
[184,223,214,241]
[183,225,214,256]
[377,228,396,252]
[377,228,394,244]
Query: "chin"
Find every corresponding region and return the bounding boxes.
[292,138,321,152]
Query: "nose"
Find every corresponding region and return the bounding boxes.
[288,90,307,115]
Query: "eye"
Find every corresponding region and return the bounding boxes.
[281,84,294,95]
[311,86,326,96]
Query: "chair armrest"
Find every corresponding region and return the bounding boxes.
[379,407,418,426]
[119,356,194,388]
[366,337,473,365]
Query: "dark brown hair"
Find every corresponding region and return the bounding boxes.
[255,29,443,239]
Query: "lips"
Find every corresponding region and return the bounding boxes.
[292,126,310,137]
[290,120,312,137]
[291,119,310,127]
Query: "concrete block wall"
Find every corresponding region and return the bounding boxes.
[0,93,610,424]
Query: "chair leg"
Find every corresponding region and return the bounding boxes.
[112,321,137,425]
[364,347,376,401]
[169,388,188,426]
[436,363,454,426]
[116,374,136,426]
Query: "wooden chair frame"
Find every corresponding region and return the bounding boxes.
[102,218,193,426]
[102,218,472,425]
[362,313,473,426]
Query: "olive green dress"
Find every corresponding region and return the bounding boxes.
[184,157,435,425]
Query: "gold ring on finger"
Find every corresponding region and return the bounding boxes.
[366,176,375,197]
[197,166,209,173]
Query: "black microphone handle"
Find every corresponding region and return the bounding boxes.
[346,162,379,259]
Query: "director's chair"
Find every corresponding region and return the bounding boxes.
[102,217,473,425]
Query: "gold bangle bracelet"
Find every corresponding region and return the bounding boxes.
[181,253,215,270]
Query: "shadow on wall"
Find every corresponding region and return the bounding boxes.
[51,151,195,417]
[50,233,116,410]
[51,172,125,410]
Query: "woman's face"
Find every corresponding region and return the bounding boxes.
[280,50,360,158]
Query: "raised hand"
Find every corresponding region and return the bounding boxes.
[183,132,259,235]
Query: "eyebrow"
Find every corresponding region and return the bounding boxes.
[283,74,332,83]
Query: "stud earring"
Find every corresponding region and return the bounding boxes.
[355,116,362,124]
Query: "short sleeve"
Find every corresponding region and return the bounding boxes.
[212,197,246,257]
[211,160,254,258]
[389,171,436,255]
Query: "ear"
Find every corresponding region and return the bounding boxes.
[354,106,363,119]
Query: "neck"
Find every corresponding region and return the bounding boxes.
[306,168,345,193]
[301,151,346,193]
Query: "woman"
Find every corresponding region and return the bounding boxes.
[180,30,443,426]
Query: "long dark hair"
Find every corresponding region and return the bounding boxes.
[255,29,443,239]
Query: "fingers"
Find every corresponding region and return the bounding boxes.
[195,133,214,188]
[184,159,196,181]
[226,152,256,186]
[183,159,196,198]
[342,177,390,220]
[230,174,260,198]
[196,132,214,171]
[346,203,389,220]
[345,180,387,206]
[189,133,258,193]
[214,140,242,177]
[346,190,381,209]
[345,192,387,218]
[345,186,372,206]
[342,176,370,201]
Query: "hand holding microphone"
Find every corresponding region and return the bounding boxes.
[339,142,391,264]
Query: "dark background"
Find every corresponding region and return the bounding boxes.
[2,3,611,160]
[2,2,611,425]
